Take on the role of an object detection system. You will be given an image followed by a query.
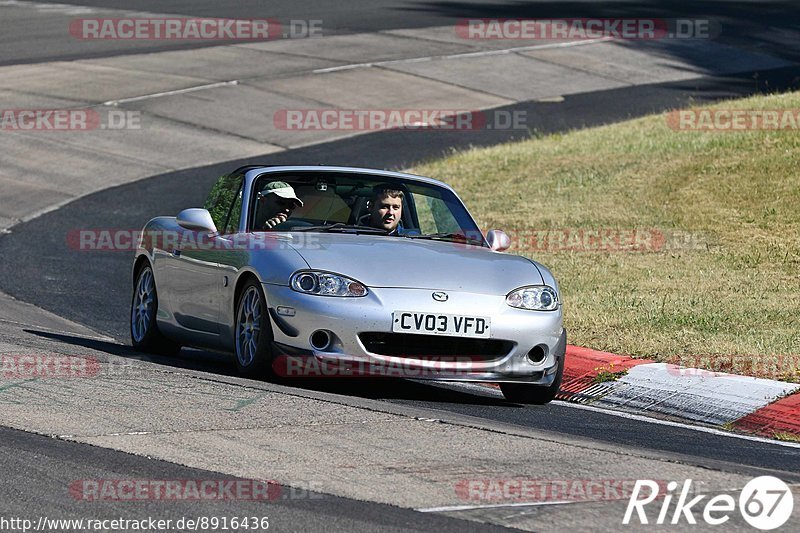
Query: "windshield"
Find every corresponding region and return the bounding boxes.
[249,172,487,246]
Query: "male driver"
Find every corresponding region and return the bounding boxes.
[257,181,303,229]
[368,186,404,234]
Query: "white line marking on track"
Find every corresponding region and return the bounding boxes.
[0,0,95,14]
[417,500,577,512]
[103,80,239,106]
[312,37,613,73]
[59,430,151,438]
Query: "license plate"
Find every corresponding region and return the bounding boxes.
[392,311,491,338]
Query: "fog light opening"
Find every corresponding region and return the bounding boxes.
[310,330,332,351]
[527,345,547,364]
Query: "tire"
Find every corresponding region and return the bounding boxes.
[234,279,277,380]
[130,263,181,356]
[500,331,567,405]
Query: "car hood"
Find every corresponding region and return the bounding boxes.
[283,232,544,293]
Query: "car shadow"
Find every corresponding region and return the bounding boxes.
[24,330,515,407]
[288,378,514,406]
[24,329,238,377]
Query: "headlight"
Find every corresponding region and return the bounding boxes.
[290,271,368,297]
[506,286,559,311]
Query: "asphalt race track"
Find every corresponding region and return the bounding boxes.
[3,68,800,472]
[4,0,800,66]
[3,1,800,531]
[0,425,511,532]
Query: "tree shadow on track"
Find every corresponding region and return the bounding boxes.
[397,0,800,61]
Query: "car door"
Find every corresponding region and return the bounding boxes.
[166,173,243,336]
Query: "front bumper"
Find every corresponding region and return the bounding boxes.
[263,284,565,384]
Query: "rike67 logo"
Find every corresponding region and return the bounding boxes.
[624,477,794,530]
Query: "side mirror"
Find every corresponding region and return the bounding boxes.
[486,229,511,252]
[176,208,217,233]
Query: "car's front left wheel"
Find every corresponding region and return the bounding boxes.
[130,263,181,356]
[234,280,277,380]
[500,331,567,404]
[500,352,564,405]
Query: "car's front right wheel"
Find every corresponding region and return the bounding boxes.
[234,279,277,380]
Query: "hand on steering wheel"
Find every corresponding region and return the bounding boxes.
[263,213,288,229]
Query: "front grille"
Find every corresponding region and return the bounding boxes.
[358,332,514,360]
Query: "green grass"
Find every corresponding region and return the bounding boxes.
[592,368,628,384]
[774,431,800,443]
[410,92,800,381]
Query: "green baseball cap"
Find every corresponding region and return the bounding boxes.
[261,181,303,207]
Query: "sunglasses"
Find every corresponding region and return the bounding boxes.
[259,193,298,209]
[275,199,298,209]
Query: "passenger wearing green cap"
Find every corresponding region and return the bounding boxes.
[257,181,304,230]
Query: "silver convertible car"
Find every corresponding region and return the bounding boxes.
[130,165,566,403]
